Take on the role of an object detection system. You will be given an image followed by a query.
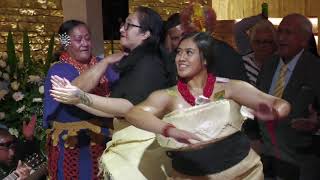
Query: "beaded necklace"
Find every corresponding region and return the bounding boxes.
[177,73,216,106]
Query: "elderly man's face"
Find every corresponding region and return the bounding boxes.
[277,17,308,61]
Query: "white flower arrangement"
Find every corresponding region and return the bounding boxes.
[12,91,24,101]
[28,75,42,84]
[16,105,26,113]
[1,31,54,152]
[0,50,45,138]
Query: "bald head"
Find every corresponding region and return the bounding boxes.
[278,13,313,61]
[283,13,313,39]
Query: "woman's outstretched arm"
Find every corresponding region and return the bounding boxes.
[224,80,291,120]
[50,75,132,117]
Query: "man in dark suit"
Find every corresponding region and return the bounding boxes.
[257,13,320,180]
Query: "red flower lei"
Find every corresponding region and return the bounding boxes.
[59,52,110,96]
[177,73,216,106]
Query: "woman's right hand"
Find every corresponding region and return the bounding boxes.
[104,52,127,64]
[167,127,202,145]
[50,75,82,105]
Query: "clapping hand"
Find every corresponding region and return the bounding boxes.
[104,52,127,64]
[50,75,82,105]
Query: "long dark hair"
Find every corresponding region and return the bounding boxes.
[135,6,163,47]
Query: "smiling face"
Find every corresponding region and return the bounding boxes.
[66,24,92,63]
[119,12,149,51]
[175,38,206,79]
[251,29,277,58]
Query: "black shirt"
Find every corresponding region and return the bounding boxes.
[111,44,169,105]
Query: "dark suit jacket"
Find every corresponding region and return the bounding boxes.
[257,50,320,164]
[207,38,248,82]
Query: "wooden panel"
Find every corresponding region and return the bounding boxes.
[212,0,320,19]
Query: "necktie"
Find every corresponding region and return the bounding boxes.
[266,63,288,159]
[273,63,288,98]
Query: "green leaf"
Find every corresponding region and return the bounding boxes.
[23,31,32,74]
[45,33,55,74]
[6,31,17,77]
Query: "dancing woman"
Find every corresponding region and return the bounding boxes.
[51,32,290,179]
[125,32,290,179]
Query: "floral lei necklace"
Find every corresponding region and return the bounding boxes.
[59,52,110,96]
[177,73,216,106]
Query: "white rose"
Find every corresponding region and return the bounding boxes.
[16,105,25,113]
[5,66,10,73]
[39,85,44,94]
[2,52,7,60]
[11,81,20,91]
[0,112,5,120]
[0,60,6,68]
[28,75,42,84]
[8,128,19,138]
[18,60,24,69]
[0,89,8,100]
[12,92,24,101]
[32,98,42,102]
[2,73,9,81]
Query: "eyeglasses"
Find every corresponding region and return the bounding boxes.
[0,140,17,150]
[120,22,143,31]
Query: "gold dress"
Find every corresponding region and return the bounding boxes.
[99,118,172,180]
[100,99,263,180]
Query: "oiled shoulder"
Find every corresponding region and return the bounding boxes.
[165,86,179,97]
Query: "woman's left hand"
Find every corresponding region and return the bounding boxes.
[50,75,82,105]
[253,103,279,121]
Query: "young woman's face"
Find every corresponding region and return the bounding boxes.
[119,12,148,51]
[175,38,206,78]
[67,25,92,63]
